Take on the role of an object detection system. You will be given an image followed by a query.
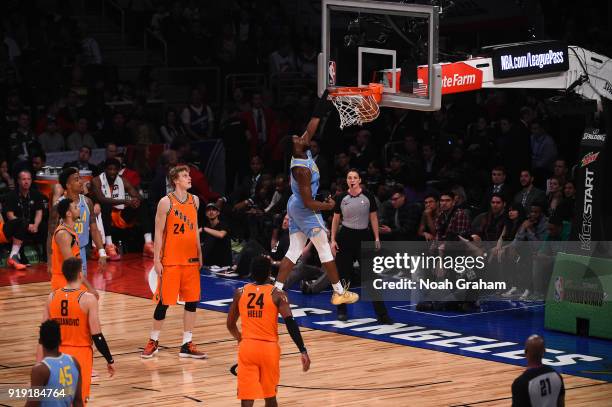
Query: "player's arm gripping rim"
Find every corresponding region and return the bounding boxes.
[153,196,171,276]
[273,289,311,372]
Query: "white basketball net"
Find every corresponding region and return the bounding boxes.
[330,93,380,129]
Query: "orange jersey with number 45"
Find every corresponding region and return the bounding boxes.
[161,193,199,266]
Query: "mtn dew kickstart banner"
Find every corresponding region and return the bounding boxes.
[571,128,606,252]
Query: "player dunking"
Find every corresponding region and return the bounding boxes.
[141,165,206,359]
[42,257,115,403]
[227,256,310,407]
[50,198,97,296]
[274,91,359,307]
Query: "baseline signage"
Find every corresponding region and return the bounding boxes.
[491,41,569,79]
[417,62,482,95]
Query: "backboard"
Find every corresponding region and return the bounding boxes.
[319,0,442,111]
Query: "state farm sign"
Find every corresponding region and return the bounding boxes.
[417,62,483,95]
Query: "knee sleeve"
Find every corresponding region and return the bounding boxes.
[184,301,197,312]
[285,232,308,263]
[153,303,169,320]
[310,228,334,263]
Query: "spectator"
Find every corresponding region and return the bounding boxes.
[296,39,317,80]
[34,103,61,135]
[159,108,186,144]
[91,158,154,260]
[546,159,568,194]
[417,193,439,241]
[384,154,408,187]
[481,166,512,212]
[3,91,23,133]
[513,169,547,212]
[546,177,564,217]
[102,112,131,146]
[38,118,65,152]
[182,155,222,206]
[241,91,275,157]
[530,120,557,182]
[364,160,384,198]
[556,180,576,222]
[421,142,441,181]
[334,151,351,180]
[379,185,423,241]
[0,208,28,269]
[496,115,530,185]
[435,191,471,241]
[472,193,506,241]
[201,202,232,268]
[0,158,15,194]
[8,112,41,165]
[99,143,120,167]
[66,117,97,151]
[221,107,250,194]
[263,174,290,215]
[63,146,99,174]
[4,169,47,260]
[181,88,214,140]
[57,90,81,134]
[269,39,296,75]
[349,129,376,171]
[500,202,527,241]
[129,144,153,189]
[511,335,565,406]
[513,201,548,243]
[149,149,178,205]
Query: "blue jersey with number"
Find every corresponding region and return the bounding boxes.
[287,150,327,237]
[75,195,90,247]
[41,353,79,407]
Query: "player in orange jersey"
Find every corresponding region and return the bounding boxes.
[42,257,115,403]
[50,198,97,297]
[227,256,310,406]
[141,165,206,359]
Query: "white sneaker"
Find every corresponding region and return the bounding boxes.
[519,289,531,300]
[502,287,517,298]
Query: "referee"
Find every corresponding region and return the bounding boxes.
[331,169,392,323]
[512,335,565,407]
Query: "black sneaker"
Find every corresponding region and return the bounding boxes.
[179,341,207,359]
[377,315,394,325]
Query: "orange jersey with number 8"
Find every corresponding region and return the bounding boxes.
[49,289,92,347]
[239,284,279,342]
[161,193,199,266]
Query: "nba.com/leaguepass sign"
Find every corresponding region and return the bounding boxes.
[491,41,569,79]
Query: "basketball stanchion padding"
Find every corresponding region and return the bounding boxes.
[329,83,383,129]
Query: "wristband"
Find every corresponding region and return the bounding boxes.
[98,249,107,257]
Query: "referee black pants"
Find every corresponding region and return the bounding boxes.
[336,226,389,318]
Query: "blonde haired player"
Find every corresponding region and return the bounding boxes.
[141,165,206,359]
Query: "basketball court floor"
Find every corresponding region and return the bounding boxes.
[1,255,610,406]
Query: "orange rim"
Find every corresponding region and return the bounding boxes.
[329,83,383,103]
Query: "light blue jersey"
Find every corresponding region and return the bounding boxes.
[41,353,79,407]
[288,150,327,237]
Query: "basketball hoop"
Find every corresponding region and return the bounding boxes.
[329,83,383,129]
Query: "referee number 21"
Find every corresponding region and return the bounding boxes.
[540,378,552,396]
